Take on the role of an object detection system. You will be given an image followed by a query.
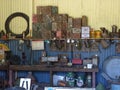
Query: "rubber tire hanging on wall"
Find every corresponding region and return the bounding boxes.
[5,12,29,38]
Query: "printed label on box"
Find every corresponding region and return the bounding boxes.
[81,26,90,33]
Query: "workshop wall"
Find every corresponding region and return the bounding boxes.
[0,40,119,87]
[34,0,120,30]
[1,0,120,32]
[0,0,32,33]
[0,0,120,88]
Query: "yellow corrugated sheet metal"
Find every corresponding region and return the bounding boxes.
[0,0,120,32]
[0,0,32,33]
[34,0,120,30]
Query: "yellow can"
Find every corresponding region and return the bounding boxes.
[95,30,101,38]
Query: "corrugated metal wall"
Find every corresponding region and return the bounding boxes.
[0,0,120,88]
[0,40,119,87]
[0,0,32,33]
[1,0,120,33]
[34,0,120,30]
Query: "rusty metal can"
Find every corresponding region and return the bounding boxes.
[82,15,88,26]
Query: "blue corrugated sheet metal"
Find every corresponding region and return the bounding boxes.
[0,40,119,87]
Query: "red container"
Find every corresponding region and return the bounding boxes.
[72,58,82,64]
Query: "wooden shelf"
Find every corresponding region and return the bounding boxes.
[1,37,120,41]
[9,65,98,72]
[9,65,98,88]
[9,65,50,71]
[52,66,98,72]
[0,65,8,70]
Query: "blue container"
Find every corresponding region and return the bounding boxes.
[103,56,120,80]
[111,84,120,90]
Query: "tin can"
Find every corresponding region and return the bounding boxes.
[82,15,88,26]
[90,29,95,38]
[95,30,101,38]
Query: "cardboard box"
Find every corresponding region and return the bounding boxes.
[52,14,68,22]
[73,18,82,28]
[83,59,92,65]
[81,33,90,38]
[37,6,58,15]
[56,30,62,39]
[72,33,80,39]
[52,22,57,31]
[72,28,81,33]
[62,21,68,30]
[41,56,58,62]
[81,26,90,33]
[32,14,43,23]
[68,17,73,28]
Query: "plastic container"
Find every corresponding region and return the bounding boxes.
[111,84,120,90]
[65,72,75,87]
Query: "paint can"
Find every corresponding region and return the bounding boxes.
[95,30,101,38]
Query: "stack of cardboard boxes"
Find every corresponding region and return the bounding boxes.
[32,6,89,39]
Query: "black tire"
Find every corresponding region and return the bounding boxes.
[5,12,29,38]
